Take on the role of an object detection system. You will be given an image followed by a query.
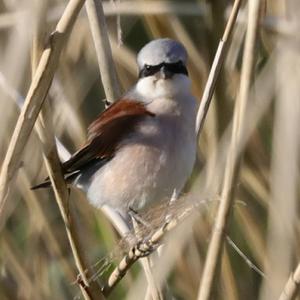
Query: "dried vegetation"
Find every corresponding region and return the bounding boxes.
[0,1,299,300]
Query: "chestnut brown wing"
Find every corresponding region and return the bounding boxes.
[62,99,154,174]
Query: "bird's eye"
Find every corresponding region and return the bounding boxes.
[139,64,161,78]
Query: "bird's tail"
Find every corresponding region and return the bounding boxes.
[31,179,52,190]
[31,171,79,190]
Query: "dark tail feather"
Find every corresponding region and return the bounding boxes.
[31,171,79,190]
[31,180,51,190]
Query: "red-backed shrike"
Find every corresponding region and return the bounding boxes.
[33,38,197,218]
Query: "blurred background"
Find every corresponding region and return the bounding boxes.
[0,0,299,299]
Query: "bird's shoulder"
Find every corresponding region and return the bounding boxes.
[62,98,155,173]
[87,98,154,140]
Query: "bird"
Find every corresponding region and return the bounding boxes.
[32,38,198,219]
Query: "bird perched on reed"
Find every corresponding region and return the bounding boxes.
[32,38,197,220]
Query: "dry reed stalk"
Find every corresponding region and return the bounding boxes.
[190,53,275,298]
[221,246,239,300]
[197,1,261,299]
[259,34,300,300]
[31,8,103,299]
[195,0,242,136]
[279,263,300,300]
[104,1,206,16]
[85,0,121,103]
[225,236,265,278]
[0,0,85,218]
[132,218,164,300]
[36,114,103,300]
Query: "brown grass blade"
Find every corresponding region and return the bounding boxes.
[0,0,85,219]
[197,1,261,299]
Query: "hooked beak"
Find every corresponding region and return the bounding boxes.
[160,65,173,79]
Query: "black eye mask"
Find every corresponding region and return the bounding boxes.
[139,61,188,78]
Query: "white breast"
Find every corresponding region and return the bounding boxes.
[83,75,197,214]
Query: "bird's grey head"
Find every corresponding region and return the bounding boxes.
[137,38,188,79]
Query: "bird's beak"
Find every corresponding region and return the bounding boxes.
[160,65,173,79]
